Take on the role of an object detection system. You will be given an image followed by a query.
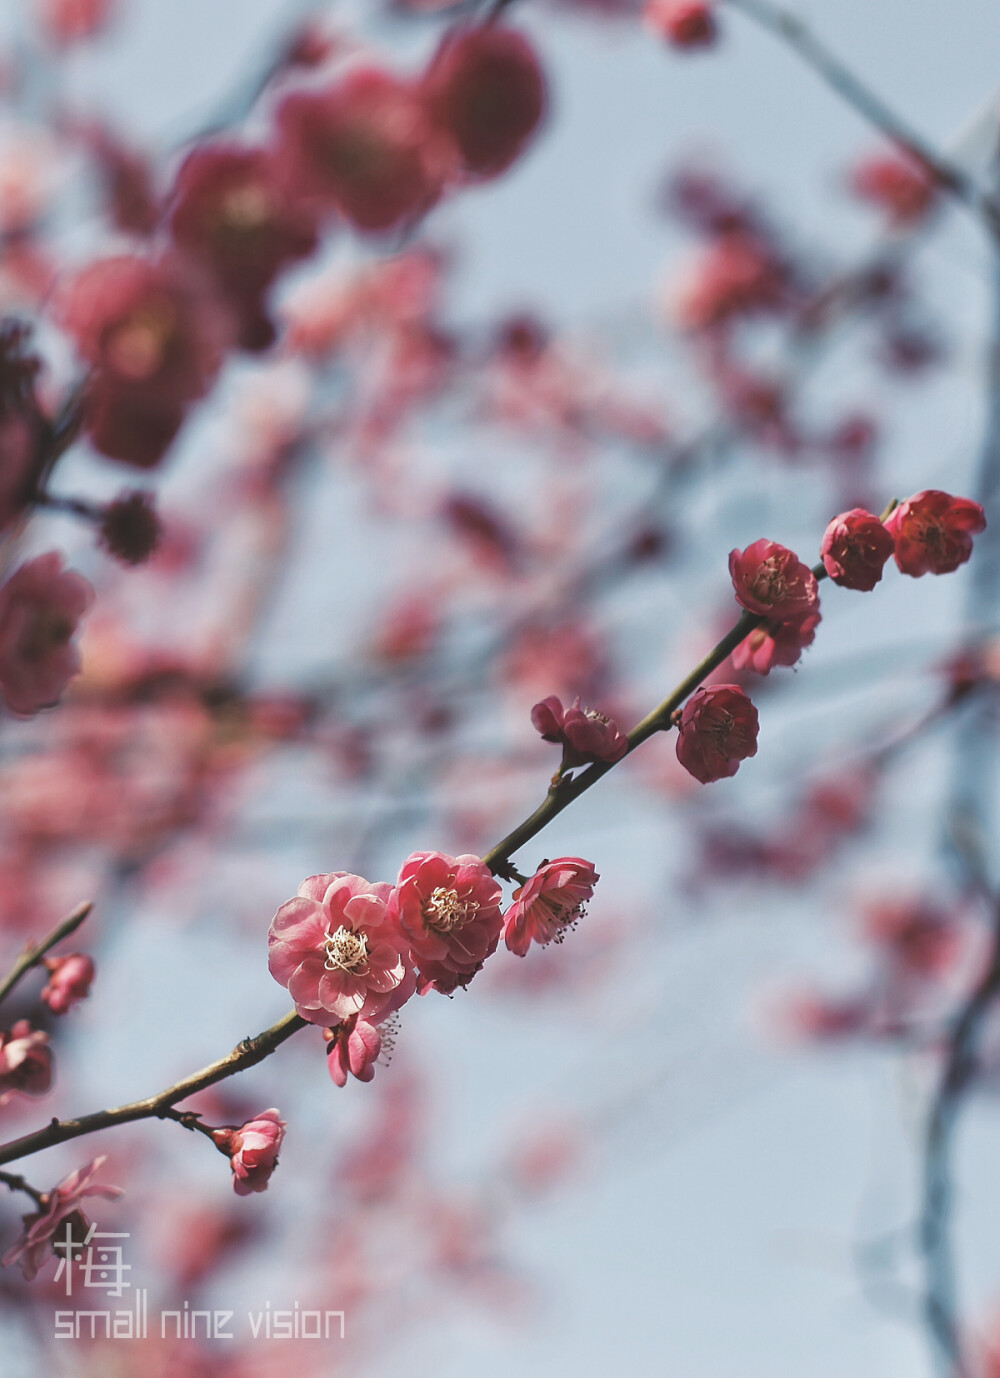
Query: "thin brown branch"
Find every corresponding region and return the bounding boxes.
[0,902,94,1010]
[0,1010,305,1167]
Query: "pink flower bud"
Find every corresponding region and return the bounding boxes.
[503,857,599,957]
[676,683,759,784]
[821,508,896,591]
[213,1108,286,1196]
[41,953,95,1014]
[644,0,718,48]
[729,539,819,622]
[885,489,986,577]
[325,1015,382,1087]
[531,695,628,768]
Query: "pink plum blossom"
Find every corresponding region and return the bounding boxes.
[41,952,95,1014]
[0,1019,52,1102]
[729,539,819,622]
[821,508,895,591]
[212,1108,286,1196]
[389,850,503,993]
[503,857,599,956]
[325,1015,382,1087]
[731,610,820,675]
[675,683,759,784]
[885,490,986,577]
[268,872,412,1025]
[531,695,628,768]
[1,1156,122,1280]
[0,553,94,715]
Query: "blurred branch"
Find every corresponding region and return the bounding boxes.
[721,0,1000,235]
[0,901,93,1010]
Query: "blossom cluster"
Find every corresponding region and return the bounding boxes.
[268,853,600,1086]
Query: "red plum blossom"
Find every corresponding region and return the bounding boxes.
[676,683,759,784]
[503,857,599,956]
[0,553,94,715]
[885,489,986,576]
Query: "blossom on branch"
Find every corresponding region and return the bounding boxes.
[0,553,94,715]
[41,952,95,1014]
[730,610,820,676]
[885,489,986,577]
[212,1108,286,1196]
[325,1015,382,1087]
[675,683,759,784]
[0,1020,52,1101]
[422,26,548,180]
[389,851,503,994]
[849,152,938,226]
[729,539,819,621]
[1,1156,122,1281]
[503,857,599,956]
[531,695,629,768]
[821,508,895,591]
[268,872,413,1025]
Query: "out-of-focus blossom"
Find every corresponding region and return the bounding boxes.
[503,857,598,956]
[325,1015,382,1087]
[59,254,229,467]
[821,508,895,590]
[531,695,628,767]
[1,1156,122,1281]
[675,683,759,784]
[99,490,162,565]
[168,143,319,350]
[861,898,962,978]
[730,610,820,675]
[268,872,413,1024]
[41,952,95,1013]
[644,0,718,49]
[729,538,819,621]
[670,235,784,331]
[212,1108,285,1196]
[277,67,450,233]
[0,1020,52,1101]
[390,851,503,993]
[0,553,94,715]
[37,0,116,46]
[849,152,937,226]
[423,26,547,179]
[885,489,986,577]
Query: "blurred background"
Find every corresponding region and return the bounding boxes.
[0,1,999,1374]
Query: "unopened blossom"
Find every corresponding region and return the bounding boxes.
[675,683,759,784]
[41,952,95,1014]
[212,1108,285,1196]
[644,0,718,49]
[503,857,599,957]
[99,490,162,566]
[277,68,450,233]
[731,610,820,675]
[268,872,413,1025]
[821,508,896,591]
[885,489,986,577]
[423,26,547,179]
[849,153,937,226]
[325,1015,382,1087]
[729,539,819,621]
[531,695,628,768]
[1,1156,122,1281]
[389,851,503,993]
[0,1019,52,1099]
[0,553,94,715]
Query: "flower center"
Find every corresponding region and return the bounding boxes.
[750,556,789,605]
[423,886,478,934]
[323,925,368,974]
[584,708,610,725]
